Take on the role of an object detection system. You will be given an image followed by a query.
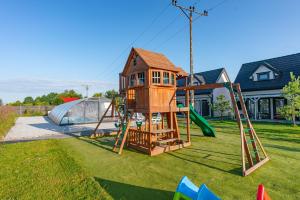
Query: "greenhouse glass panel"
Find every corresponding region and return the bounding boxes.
[49,97,112,125]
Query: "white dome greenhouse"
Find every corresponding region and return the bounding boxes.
[49,97,112,125]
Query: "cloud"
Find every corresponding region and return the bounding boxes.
[0,78,118,103]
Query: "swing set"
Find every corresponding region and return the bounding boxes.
[92,48,269,176]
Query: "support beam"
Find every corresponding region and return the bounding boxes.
[177,83,225,91]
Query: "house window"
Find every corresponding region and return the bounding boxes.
[257,72,270,81]
[138,72,145,85]
[171,73,175,85]
[163,72,169,84]
[152,71,161,84]
[130,74,136,87]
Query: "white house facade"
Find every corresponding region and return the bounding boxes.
[234,53,300,120]
[176,68,231,117]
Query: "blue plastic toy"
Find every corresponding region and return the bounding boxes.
[173,176,221,200]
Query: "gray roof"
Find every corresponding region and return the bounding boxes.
[234,53,300,92]
[177,68,227,96]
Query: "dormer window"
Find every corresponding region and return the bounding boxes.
[257,72,270,81]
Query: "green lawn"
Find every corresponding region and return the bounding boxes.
[0,120,299,199]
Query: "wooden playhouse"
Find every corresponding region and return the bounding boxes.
[118,48,191,156]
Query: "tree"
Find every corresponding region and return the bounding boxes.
[93,93,103,98]
[9,100,22,106]
[59,90,82,98]
[279,72,300,126]
[105,89,119,99]
[212,94,232,120]
[23,96,34,105]
[0,99,3,106]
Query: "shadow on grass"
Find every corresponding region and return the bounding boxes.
[174,151,240,165]
[264,143,300,152]
[95,178,174,200]
[187,147,240,157]
[76,137,116,152]
[166,152,242,176]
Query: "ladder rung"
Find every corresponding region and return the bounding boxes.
[247,139,255,144]
[251,149,258,154]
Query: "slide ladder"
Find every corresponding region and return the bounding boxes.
[189,105,216,137]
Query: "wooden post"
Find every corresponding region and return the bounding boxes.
[186,90,191,142]
[149,113,152,153]
[118,119,132,155]
[91,101,113,138]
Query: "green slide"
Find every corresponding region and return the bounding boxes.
[189,105,216,137]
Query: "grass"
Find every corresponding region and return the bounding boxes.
[0,139,109,200]
[0,120,299,199]
[0,106,17,140]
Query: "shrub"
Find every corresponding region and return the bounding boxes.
[0,106,17,140]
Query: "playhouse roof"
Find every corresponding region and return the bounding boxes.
[122,48,182,75]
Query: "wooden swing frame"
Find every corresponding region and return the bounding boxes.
[92,82,269,176]
[177,82,269,176]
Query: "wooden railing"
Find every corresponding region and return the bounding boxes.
[128,128,151,148]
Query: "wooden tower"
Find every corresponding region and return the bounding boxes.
[118,48,190,156]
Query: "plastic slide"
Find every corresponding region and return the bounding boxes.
[189,105,216,137]
[257,184,271,200]
[173,176,221,200]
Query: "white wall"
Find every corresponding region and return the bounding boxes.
[212,71,232,117]
[252,65,274,81]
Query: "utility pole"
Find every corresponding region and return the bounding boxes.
[172,0,208,106]
[82,84,90,98]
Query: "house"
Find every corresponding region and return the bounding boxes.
[234,53,300,120]
[176,68,231,117]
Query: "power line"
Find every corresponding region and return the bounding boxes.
[98,2,171,78]
[143,13,181,48]
[154,0,229,51]
[207,0,230,11]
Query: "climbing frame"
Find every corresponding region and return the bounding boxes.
[177,82,269,176]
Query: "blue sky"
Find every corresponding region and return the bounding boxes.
[0,0,299,103]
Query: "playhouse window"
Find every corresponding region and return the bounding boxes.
[171,73,175,85]
[138,72,145,85]
[163,72,170,84]
[130,74,136,87]
[152,71,161,84]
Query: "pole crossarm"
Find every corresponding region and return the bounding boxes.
[172,0,208,17]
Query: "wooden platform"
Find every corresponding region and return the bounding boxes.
[150,141,191,156]
[128,141,191,156]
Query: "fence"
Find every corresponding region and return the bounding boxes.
[12,105,55,116]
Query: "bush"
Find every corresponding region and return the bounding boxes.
[0,106,17,140]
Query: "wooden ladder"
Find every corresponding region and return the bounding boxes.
[112,117,131,155]
[227,83,269,176]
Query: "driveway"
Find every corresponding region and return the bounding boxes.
[4,116,116,143]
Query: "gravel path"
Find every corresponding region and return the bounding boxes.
[4,116,116,143]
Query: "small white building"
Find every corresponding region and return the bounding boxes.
[234,53,300,120]
[176,68,231,117]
